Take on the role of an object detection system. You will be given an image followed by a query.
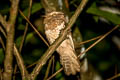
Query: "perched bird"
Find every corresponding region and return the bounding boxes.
[44,11,80,75]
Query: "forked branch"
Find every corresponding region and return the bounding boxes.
[30,0,88,79]
[3,0,19,80]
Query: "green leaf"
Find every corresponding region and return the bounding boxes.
[18,3,43,24]
[15,36,22,47]
[55,61,65,80]
[32,49,44,57]
[31,3,42,14]
[55,61,61,70]
[25,32,38,44]
[93,16,99,22]
[87,2,120,24]
[98,61,111,71]
[17,24,25,30]
[25,32,34,44]
[23,3,42,16]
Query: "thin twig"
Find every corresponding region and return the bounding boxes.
[19,0,33,52]
[3,0,19,80]
[0,7,29,80]
[44,56,54,80]
[47,25,120,80]
[47,68,63,80]
[26,56,54,70]
[0,26,6,50]
[13,65,17,80]
[0,23,7,38]
[0,37,5,50]
[107,73,120,80]
[14,44,29,80]
[30,0,88,79]
[26,57,55,69]
[19,10,49,47]
[0,23,28,79]
[0,28,29,80]
[27,61,38,68]
[78,25,120,58]
[75,35,102,48]
[0,14,8,30]
[13,0,33,79]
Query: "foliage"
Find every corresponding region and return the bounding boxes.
[0,0,120,80]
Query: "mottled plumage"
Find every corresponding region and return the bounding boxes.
[44,11,80,75]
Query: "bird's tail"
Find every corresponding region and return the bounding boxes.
[59,51,80,75]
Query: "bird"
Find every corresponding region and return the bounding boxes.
[44,11,80,75]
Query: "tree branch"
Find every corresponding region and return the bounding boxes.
[19,0,32,52]
[3,0,19,80]
[14,0,32,79]
[30,0,88,79]
[47,24,120,80]
[75,35,102,49]
[0,14,8,30]
[14,44,29,80]
[0,19,29,80]
[107,73,120,80]
[19,10,49,47]
[43,56,54,80]
[78,24,120,58]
